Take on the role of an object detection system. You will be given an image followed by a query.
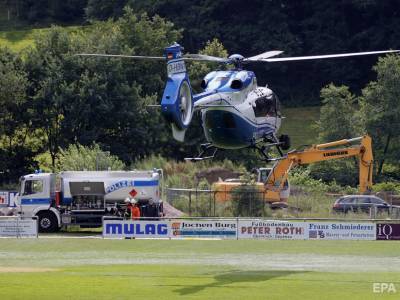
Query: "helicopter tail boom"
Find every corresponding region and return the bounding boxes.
[161,44,194,142]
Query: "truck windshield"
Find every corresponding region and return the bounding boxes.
[23,180,43,195]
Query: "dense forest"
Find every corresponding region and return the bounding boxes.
[1,0,400,187]
[4,0,400,103]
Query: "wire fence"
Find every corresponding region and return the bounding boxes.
[165,188,400,220]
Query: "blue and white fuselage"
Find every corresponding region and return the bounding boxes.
[193,70,281,149]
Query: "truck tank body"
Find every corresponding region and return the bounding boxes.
[59,171,161,204]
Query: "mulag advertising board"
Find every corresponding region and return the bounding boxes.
[238,220,307,239]
[103,220,170,238]
[0,218,38,237]
[307,222,376,240]
[103,220,237,239]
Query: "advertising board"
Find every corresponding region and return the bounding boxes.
[0,191,8,206]
[171,220,237,239]
[0,191,18,207]
[0,218,38,237]
[102,219,384,241]
[238,220,307,239]
[103,220,170,239]
[376,223,400,240]
[307,222,376,240]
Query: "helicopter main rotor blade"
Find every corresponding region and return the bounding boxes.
[183,54,230,63]
[259,50,400,62]
[76,53,231,63]
[244,50,284,61]
[75,53,165,60]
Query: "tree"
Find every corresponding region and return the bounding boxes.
[5,0,87,24]
[0,47,37,184]
[231,173,267,217]
[25,9,183,168]
[187,38,229,92]
[85,0,126,21]
[360,54,400,177]
[316,84,362,141]
[57,143,125,171]
[310,84,363,186]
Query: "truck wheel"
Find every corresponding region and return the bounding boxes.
[37,211,59,233]
[279,134,291,150]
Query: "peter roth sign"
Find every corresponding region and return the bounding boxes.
[376,223,400,240]
[238,220,307,239]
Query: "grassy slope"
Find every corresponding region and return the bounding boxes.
[0,29,37,51]
[280,106,320,148]
[0,26,82,51]
[0,238,399,300]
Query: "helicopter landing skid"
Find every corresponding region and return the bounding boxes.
[184,144,218,162]
[253,135,285,162]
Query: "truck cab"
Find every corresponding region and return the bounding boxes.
[17,173,60,232]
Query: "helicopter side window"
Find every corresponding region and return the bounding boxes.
[253,94,277,118]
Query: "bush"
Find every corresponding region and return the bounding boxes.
[132,154,245,189]
[289,167,358,195]
[307,159,359,187]
[231,184,268,217]
[57,144,126,171]
[373,182,400,194]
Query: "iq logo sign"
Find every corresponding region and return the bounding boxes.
[376,223,400,240]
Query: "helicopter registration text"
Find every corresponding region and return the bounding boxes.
[167,60,186,75]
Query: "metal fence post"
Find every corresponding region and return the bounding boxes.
[209,189,212,217]
[236,217,239,240]
[213,191,216,217]
[16,216,19,239]
[189,191,192,216]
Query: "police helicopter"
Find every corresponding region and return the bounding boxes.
[78,45,399,161]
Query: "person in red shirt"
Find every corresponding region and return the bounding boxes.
[130,198,141,220]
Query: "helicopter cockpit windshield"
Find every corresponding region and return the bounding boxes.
[252,92,281,118]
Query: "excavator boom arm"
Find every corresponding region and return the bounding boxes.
[265,135,373,201]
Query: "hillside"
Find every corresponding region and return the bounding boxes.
[280,106,320,148]
[0,26,84,51]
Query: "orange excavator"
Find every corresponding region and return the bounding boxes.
[213,135,373,204]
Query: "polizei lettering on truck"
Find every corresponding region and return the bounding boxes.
[105,180,159,193]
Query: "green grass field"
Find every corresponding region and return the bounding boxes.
[0,238,399,299]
